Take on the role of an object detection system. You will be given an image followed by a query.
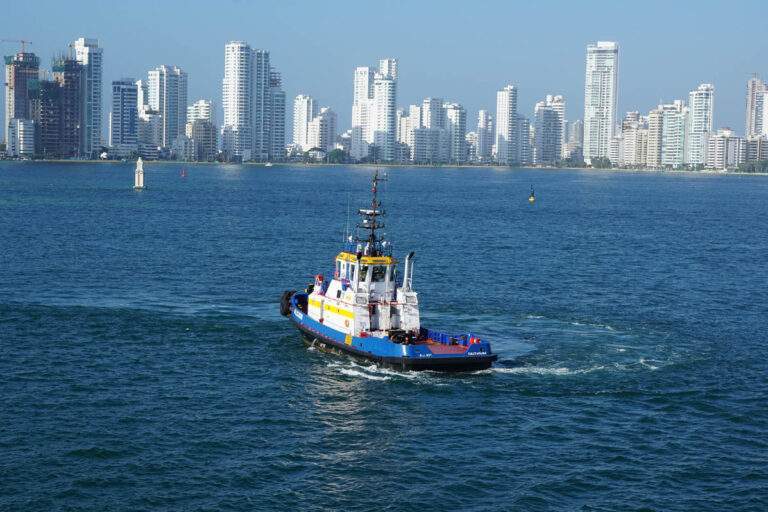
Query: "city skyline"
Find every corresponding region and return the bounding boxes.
[2,0,767,138]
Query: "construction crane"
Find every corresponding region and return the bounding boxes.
[0,39,33,53]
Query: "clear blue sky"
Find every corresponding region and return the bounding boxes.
[3,0,767,137]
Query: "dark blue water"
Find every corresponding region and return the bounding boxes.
[1,162,767,511]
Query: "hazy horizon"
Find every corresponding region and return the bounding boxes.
[2,0,767,140]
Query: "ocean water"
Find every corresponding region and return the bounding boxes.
[1,162,767,511]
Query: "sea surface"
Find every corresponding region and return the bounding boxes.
[1,162,767,511]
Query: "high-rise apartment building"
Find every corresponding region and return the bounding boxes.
[147,64,187,149]
[267,69,286,161]
[661,100,688,167]
[706,128,745,169]
[476,110,493,163]
[350,59,398,162]
[221,41,253,160]
[73,37,103,157]
[293,94,316,151]
[647,101,688,168]
[220,42,284,162]
[583,41,618,164]
[686,84,714,165]
[307,107,337,152]
[534,95,566,165]
[4,51,39,153]
[351,66,374,160]
[372,69,397,162]
[534,105,561,165]
[50,56,85,158]
[495,84,518,165]
[444,103,467,163]
[251,50,272,160]
[187,99,213,123]
[109,79,138,157]
[745,76,765,138]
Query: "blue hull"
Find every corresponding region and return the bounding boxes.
[288,293,497,372]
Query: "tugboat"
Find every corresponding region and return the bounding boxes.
[280,171,497,372]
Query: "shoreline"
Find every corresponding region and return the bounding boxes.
[1,159,766,176]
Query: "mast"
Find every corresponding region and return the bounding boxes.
[352,170,389,257]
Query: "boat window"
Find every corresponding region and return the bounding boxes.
[372,265,386,283]
[360,265,368,282]
[349,264,355,281]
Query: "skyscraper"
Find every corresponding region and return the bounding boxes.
[686,83,714,165]
[292,94,316,151]
[51,56,85,158]
[533,98,563,165]
[250,49,272,161]
[372,66,397,162]
[73,37,103,157]
[221,41,253,160]
[219,42,284,162]
[307,107,338,152]
[661,100,688,167]
[350,59,398,162]
[186,98,217,161]
[187,99,213,123]
[533,95,566,164]
[4,51,39,152]
[495,84,518,165]
[350,66,374,160]
[745,76,765,138]
[444,103,466,163]
[147,64,187,148]
[583,41,618,164]
[476,110,493,163]
[109,78,138,157]
[267,69,286,161]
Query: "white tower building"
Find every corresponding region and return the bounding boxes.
[73,37,103,157]
[444,103,467,163]
[476,110,493,163]
[745,76,765,138]
[583,41,619,164]
[495,85,519,165]
[147,64,188,149]
[293,94,316,151]
[221,41,254,160]
[351,66,374,160]
[187,99,213,123]
[307,107,338,152]
[686,84,714,165]
[372,69,397,162]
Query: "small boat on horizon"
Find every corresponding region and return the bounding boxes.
[180,168,187,178]
[264,162,273,167]
[280,171,498,372]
